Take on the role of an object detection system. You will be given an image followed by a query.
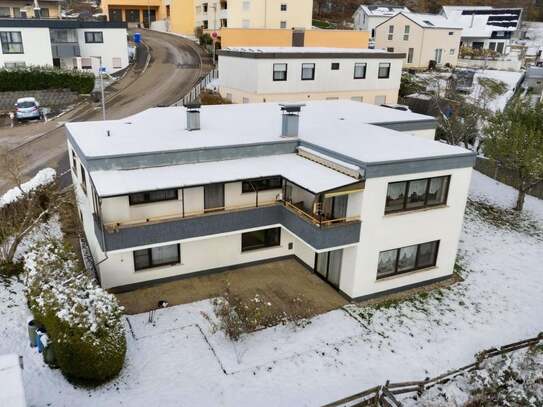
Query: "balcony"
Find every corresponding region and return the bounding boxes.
[96,200,361,252]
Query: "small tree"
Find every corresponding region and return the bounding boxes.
[484,100,543,211]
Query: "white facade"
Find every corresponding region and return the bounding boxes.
[67,101,473,300]
[353,5,410,38]
[218,47,403,105]
[0,20,129,74]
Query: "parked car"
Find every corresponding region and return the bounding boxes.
[15,97,41,121]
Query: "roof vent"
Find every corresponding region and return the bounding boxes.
[280,104,304,138]
[185,102,201,131]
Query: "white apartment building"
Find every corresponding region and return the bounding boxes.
[0,19,129,74]
[218,47,404,105]
[440,6,522,54]
[353,4,410,38]
[66,101,474,301]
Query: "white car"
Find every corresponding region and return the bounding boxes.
[15,97,41,121]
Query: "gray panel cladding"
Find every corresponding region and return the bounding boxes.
[364,154,476,178]
[101,205,361,252]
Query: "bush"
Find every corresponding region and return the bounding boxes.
[26,239,126,384]
[0,67,95,94]
[199,90,231,105]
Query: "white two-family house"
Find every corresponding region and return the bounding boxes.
[67,101,474,301]
[0,19,129,74]
[353,4,411,39]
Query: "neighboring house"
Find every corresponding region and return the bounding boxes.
[0,19,129,74]
[440,6,522,55]
[525,65,543,93]
[0,354,26,407]
[375,12,462,69]
[66,101,474,301]
[217,47,404,105]
[100,0,313,35]
[0,0,62,19]
[353,4,410,38]
[220,28,368,48]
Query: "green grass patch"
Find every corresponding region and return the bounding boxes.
[312,19,336,29]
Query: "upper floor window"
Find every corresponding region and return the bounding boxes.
[385,175,450,214]
[331,62,340,70]
[273,63,287,81]
[129,189,178,205]
[134,243,180,271]
[0,32,23,54]
[377,240,439,279]
[448,31,454,35]
[50,29,77,43]
[280,4,287,11]
[354,62,366,79]
[0,7,10,17]
[301,63,315,80]
[388,25,394,40]
[39,7,49,17]
[202,2,208,13]
[378,62,391,79]
[242,176,282,193]
[85,31,103,43]
[403,25,410,41]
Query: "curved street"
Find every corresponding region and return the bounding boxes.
[0,29,210,193]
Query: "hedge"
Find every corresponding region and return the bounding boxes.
[0,67,95,94]
[26,239,126,384]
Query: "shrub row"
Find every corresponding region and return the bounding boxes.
[0,67,95,94]
[25,239,126,384]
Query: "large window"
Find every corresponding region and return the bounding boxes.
[378,62,391,79]
[50,29,78,43]
[241,176,282,193]
[301,63,315,80]
[273,63,287,81]
[354,62,366,79]
[407,47,414,63]
[385,175,450,214]
[0,32,23,54]
[0,7,10,17]
[241,227,281,252]
[129,189,178,205]
[134,244,180,271]
[85,31,103,43]
[377,241,439,279]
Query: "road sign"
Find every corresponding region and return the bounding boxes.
[211,31,218,39]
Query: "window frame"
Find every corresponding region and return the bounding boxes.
[133,243,181,271]
[0,31,24,54]
[384,175,451,214]
[280,3,287,11]
[377,240,440,279]
[301,63,315,80]
[378,62,391,79]
[353,62,366,79]
[241,227,281,252]
[403,25,410,41]
[241,176,282,193]
[331,62,340,70]
[128,188,179,205]
[84,31,104,44]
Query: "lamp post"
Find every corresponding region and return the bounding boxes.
[99,57,106,121]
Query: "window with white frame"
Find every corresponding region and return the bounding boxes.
[0,32,23,54]
[273,63,287,81]
[354,62,366,79]
[403,25,410,40]
[377,241,440,279]
[388,25,394,40]
[378,62,390,78]
[301,63,315,80]
[84,31,103,43]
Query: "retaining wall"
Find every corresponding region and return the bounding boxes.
[0,89,79,111]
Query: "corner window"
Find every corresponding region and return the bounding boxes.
[241,176,282,193]
[129,189,178,205]
[378,62,391,79]
[241,227,281,252]
[385,175,450,214]
[0,32,23,54]
[280,4,287,11]
[134,244,180,271]
[84,31,103,43]
[301,63,315,80]
[331,62,340,70]
[354,62,366,79]
[377,241,439,279]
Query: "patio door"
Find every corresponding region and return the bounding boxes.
[204,183,224,212]
[315,249,343,288]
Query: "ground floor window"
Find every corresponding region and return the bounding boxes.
[241,227,281,252]
[134,243,180,271]
[377,240,439,279]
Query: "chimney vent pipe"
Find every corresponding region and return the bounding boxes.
[280,104,305,138]
[185,102,201,131]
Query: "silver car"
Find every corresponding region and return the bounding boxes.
[15,97,41,121]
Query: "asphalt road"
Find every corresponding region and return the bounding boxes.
[0,29,209,194]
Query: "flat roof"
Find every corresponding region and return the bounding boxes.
[91,154,359,197]
[0,18,127,29]
[218,47,406,59]
[66,101,454,165]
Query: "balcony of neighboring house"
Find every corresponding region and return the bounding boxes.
[93,178,364,253]
[49,28,80,59]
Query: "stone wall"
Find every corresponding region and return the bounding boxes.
[0,89,80,112]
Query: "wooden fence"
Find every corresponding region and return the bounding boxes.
[323,333,543,407]
[475,157,543,200]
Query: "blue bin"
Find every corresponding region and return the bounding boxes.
[36,328,46,353]
[134,32,141,44]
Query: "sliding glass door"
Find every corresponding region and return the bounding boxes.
[315,249,343,288]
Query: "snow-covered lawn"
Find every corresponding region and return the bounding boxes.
[470,70,523,112]
[1,170,542,406]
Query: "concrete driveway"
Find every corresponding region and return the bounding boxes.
[0,29,211,194]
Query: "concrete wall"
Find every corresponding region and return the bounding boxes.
[0,27,53,68]
[375,14,461,69]
[304,30,369,48]
[218,55,402,104]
